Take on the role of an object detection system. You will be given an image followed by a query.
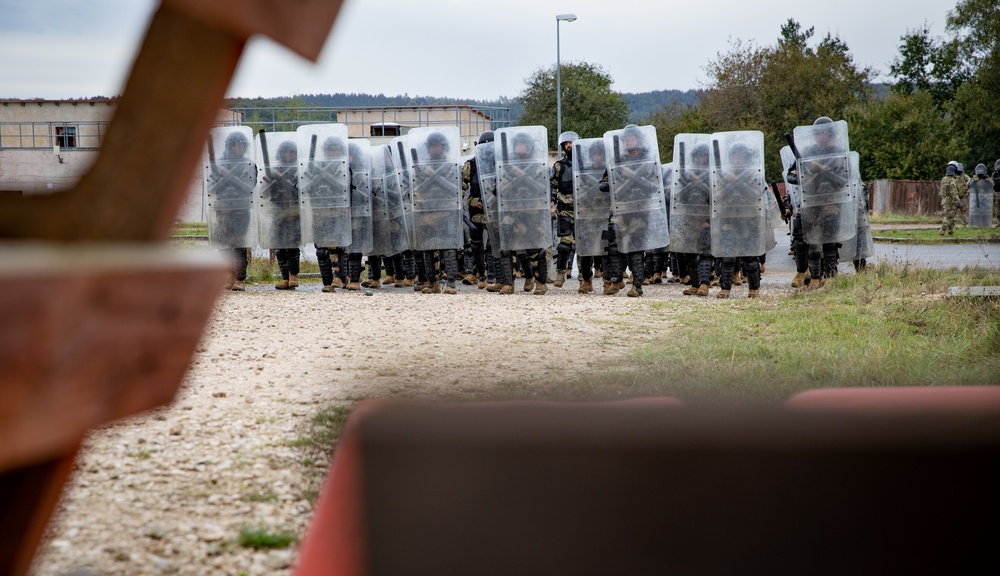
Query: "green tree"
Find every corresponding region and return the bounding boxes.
[517,61,630,149]
[647,103,712,163]
[844,91,966,181]
[888,23,967,107]
[946,0,1000,165]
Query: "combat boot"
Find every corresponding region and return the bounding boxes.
[498,284,514,295]
[554,270,566,288]
[477,279,487,289]
[274,278,290,290]
[321,284,335,293]
[790,270,810,288]
[627,286,643,297]
[759,264,766,274]
[288,274,299,289]
[716,289,730,299]
[578,279,593,294]
[748,289,760,298]
[231,280,246,291]
[402,278,414,287]
[383,275,395,285]
[695,284,710,297]
[523,277,535,292]
[651,271,662,284]
[462,274,476,285]
[486,282,501,292]
[682,285,699,296]
[332,277,345,289]
[534,282,548,295]
[368,279,381,289]
[223,273,235,291]
[444,282,458,295]
[347,281,361,291]
[413,281,426,292]
[603,281,619,296]
[732,271,743,286]
[613,280,626,292]
[422,281,441,294]
[361,278,375,288]
[594,269,603,278]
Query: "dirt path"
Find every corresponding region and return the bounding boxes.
[31,274,795,576]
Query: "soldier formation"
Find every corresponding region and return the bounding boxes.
[939,159,999,235]
[203,118,884,297]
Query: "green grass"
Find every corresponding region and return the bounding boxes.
[171,222,208,236]
[869,213,940,225]
[241,491,278,503]
[237,526,297,549]
[470,265,1000,405]
[875,226,1000,242]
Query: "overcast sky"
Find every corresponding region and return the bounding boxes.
[1,0,961,102]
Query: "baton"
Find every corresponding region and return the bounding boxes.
[783,132,801,160]
[500,131,509,162]
[613,135,621,163]
[258,129,273,179]
[206,134,216,166]
[678,141,686,176]
[397,141,408,169]
[712,139,722,168]
[308,134,317,162]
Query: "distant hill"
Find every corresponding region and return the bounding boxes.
[225,89,701,125]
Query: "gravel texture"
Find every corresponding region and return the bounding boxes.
[31,271,796,576]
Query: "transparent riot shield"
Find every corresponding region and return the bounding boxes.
[475,141,502,258]
[383,145,409,256]
[792,120,856,244]
[969,179,994,228]
[368,145,392,256]
[669,133,713,255]
[839,152,874,262]
[779,146,801,215]
[344,139,373,255]
[572,138,612,257]
[256,131,302,249]
[392,136,415,249]
[709,131,767,258]
[298,124,351,247]
[605,125,669,254]
[204,126,257,248]
[407,126,463,251]
[495,126,552,251]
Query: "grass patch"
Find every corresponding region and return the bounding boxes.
[241,491,278,503]
[869,213,940,225]
[875,226,1000,242]
[473,265,1000,405]
[238,526,296,549]
[171,222,208,236]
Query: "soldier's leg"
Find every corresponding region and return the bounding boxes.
[470,227,486,285]
[567,244,576,279]
[316,246,334,291]
[234,247,249,282]
[517,251,535,291]
[555,240,573,287]
[421,251,441,293]
[485,251,497,286]
[365,255,382,288]
[383,254,396,284]
[822,243,840,279]
[627,252,645,297]
[413,251,427,290]
[497,250,515,295]
[347,253,363,290]
[805,245,824,288]
[791,214,810,287]
[274,249,291,289]
[443,249,459,294]
[579,256,594,282]
[286,248,300,288]
[530,248,548,294]
[745,257,761,298]
[681,254,699,294]
[642,253,655,285]
[717,257,735,298]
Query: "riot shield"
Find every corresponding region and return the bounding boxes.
[838,152,874,262]
[495,126,552,251]
[572,138,612,257]
[343,139,374,255]
[255,131,302,249]
[407,126,464,251]
[475,141,502,258]
[969,179,994,228]
[792,120,856,244]
[605,125,669,254]
[709,131,767,258]
[383,145,409,256]
[204,126,257,248]
[779,146,801,215]
[392,135,415,249]
[368,145,392,256]
[669,133,713,254]
[298,124,351,247]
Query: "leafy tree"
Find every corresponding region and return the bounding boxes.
[844,91,965,181]
[646,102,712,163]
[946,0,1000,164]
[888,24,967,107]
[517,61,630,149]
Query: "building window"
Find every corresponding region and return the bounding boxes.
[55,125,77,148]
[370,123,402,137]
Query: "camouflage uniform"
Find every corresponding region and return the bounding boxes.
[551,153,575,285]
[461,158,488,287]
[939,174,964,235]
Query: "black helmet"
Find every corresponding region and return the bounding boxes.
[955,162,965,174]
[322,136,345,157]
[813,116,833,125]
[276,140,297,164]
[588,140,606,157]
[478,130,494,144]
[426,132,450,153]
[975,163,987,177]
[511,132,535,156]
[945,162,957,177]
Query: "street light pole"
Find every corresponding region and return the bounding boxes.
[556,13,577,140]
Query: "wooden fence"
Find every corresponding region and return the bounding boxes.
[869,179,942,216]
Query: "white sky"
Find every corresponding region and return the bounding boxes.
[0,0,960,101]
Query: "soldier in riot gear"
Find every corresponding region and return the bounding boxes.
[673,137,715,298]
[205,128,256,291]
[551,130,580,288]
[300,130,352,293]
[410,129,463,295]
[344,140,375,290]
[496,127,552,295]
[939,160,964,236]
[461,130,494,289]
[257,133,302,290]
[968,163,994,228]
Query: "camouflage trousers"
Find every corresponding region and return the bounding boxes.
[940,200,961,235]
